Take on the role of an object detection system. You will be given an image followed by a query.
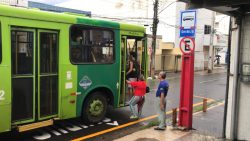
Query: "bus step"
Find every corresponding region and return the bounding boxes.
[119,103,129,107]
[18,119,53,132]
[124,102,130,106]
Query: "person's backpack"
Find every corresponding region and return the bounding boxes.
[132,60,140,78]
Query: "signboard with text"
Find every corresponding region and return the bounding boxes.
[180,10,197,37]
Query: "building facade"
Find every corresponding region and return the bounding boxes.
[0,0,27,6]
[147,35,182,72]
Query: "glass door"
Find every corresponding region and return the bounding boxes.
[11,28,59,124]
[11,29,35,124]
[38,30,59,120]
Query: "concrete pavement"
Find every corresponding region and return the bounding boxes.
[114,127,221,141]
[194,66,227,76]
[114,102,225,141]
[193,103,225,138]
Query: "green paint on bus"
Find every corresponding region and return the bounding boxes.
[0,4,147,133]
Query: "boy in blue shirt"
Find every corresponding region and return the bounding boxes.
[155,71,169,130]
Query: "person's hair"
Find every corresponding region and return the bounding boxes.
[130,51,136,59]
[138,74,145,81]
[159,71,166,79]
[129,55,134,61]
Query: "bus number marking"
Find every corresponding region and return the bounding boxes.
[0,90,5,101]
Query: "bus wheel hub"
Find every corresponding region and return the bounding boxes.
[89,100,103,116]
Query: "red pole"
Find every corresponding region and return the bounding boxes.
[178,37,195,129]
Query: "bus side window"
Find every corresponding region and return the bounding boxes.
[70,25,114,64]
[0,23,2,64]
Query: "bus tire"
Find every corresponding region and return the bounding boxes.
[82,92,107,123]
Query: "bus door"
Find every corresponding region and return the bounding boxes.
[11,28,59,124]
[37,30,58,121]
[119,36,127,105]
[128,38,147,83]
[138,38,147,78]
[119,36,147,106]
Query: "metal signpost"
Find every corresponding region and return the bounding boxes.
[178,10,196,129]
[178,37,195,129]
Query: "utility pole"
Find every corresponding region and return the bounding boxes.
[150,0,159,77]
[208,12,215,73]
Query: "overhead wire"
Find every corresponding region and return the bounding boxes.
[98,0,151,11]
[158,0,177,14]
[90,0,152,22]
[94,0,217,36]
[158,0,175,10]
[88,0,183,28]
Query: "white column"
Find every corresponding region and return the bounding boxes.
[208,12,215,73]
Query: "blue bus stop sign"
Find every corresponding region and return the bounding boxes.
[180,10,197,37]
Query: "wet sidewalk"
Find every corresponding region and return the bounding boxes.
[195,66,227,76]
[193,103,225,138]
[114,103,225,141]
[150,66,227,81]
[114,127,220,141]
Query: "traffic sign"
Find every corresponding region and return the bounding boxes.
[180,10,196,37]
[179,37,195,54]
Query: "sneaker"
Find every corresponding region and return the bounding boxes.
[154,127,165,131]
[130,115,138,119]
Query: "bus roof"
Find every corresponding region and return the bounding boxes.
[0,4,145,33]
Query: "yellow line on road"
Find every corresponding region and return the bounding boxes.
[193,102,224,116]
[194,95,214,101]
[71,98,215,141]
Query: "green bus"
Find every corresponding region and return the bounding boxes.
[0,5,147,133]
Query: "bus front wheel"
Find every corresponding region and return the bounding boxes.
[82,92,107,123]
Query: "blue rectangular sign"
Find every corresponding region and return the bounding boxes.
[180,10,197,37]
[180,29,195,37]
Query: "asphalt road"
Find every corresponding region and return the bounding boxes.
[0,70,227,141]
